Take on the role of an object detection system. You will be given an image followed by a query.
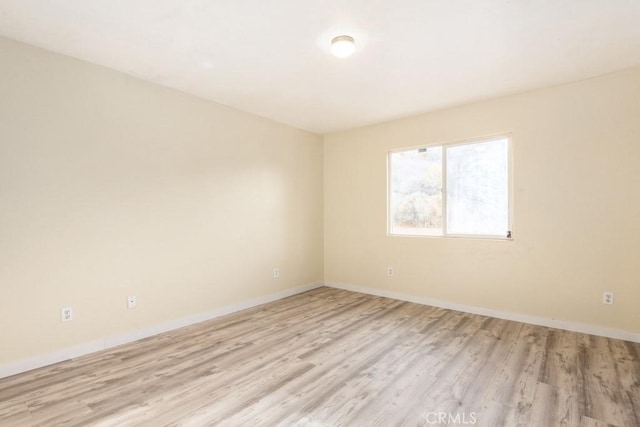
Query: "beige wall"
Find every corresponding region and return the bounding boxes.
[0,37,323,364]
[324,67,640,333]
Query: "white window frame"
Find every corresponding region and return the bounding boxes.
[387,134,513,240]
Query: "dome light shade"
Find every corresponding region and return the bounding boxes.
[331,35,355,58]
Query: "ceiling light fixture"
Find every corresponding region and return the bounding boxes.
[331,35,355,58]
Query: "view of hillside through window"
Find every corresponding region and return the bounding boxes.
[389,137,510,238]
[389,146,443,236]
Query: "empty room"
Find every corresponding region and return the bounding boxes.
[1,1,639,426]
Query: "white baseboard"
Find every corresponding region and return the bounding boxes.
[325,281,640,343]
[0,282,323,379]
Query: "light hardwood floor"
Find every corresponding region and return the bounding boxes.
[1,287,639,426]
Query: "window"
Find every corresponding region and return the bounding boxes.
[389,136,511,239]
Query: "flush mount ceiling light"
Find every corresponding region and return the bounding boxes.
[331,35,355,58]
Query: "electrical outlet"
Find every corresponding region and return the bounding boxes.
[127,295,137,309]
[61,307,73,322]
[602,292,614,305]
[387,267,394,277]
[273,268,280,278]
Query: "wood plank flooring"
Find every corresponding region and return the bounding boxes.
[0,287,638,426]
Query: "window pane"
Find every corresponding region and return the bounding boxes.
[390,147,443,236]
[446,138,509,236]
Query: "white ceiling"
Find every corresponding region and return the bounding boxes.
[1,1,639,134]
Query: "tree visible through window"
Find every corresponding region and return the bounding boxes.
[389,136,511,238]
